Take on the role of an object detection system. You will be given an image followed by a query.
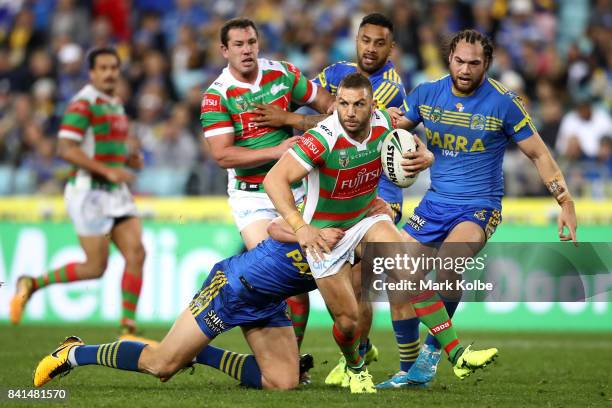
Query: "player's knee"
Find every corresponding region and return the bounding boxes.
[127,244,146,267]
[149,357,182,379]
[84,258,107,278]
[263,374,298,390]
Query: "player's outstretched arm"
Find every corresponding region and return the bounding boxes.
[206,131,300,169]
[517,133,578,244]
[57,138,134,184]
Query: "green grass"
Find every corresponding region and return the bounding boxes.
[0,326,610,407]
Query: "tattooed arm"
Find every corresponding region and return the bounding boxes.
[517,133,577,244]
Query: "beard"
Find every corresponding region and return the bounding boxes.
[450,71,485,94]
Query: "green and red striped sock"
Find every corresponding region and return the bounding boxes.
[410,290,463,363]
[32,263,79,291]
[120,271,142,327]
[286,297,309,349]
[332,323,363,370]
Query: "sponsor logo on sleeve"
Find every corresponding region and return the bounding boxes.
[202,93,221,112]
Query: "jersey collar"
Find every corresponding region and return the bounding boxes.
[223,59,263,91]
[333,111,373,151]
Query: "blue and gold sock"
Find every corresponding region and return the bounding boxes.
[69,341,146,371]
[195,345,262,388]
[424,297,460,350]
[392,318,421,372]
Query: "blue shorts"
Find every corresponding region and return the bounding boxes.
[378,173,403,224]
[189,266,291,339]
[402,199,502,243]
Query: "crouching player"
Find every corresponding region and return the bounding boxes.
[32,229,349,390]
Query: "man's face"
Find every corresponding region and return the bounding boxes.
[356,24,393,74]
[448,40,488,94]
[89,54,120,95]
[221,27,259,78]
[336,86,374,137]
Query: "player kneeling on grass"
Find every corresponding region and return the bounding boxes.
[33,215,371,390]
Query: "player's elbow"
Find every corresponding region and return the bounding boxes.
[210,150,233,169]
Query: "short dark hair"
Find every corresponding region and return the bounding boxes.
[338,72,373,97]
[87,47,120,70]
[359,13,394,34]
[448,29,494,68]
[220,18,258,47]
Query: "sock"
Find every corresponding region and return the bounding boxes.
[332,323,363,370]
[410,290,463,363]
[358,339,370,358]
[70,341,145,371]
[286,296,309,349]
[392,318,421,372]
[195,345,262,388]
[425,297,460,350]
[121,271,143,327]
[32,263,79,291]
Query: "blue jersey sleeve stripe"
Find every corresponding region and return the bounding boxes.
[374,82,393,102]
[378,84,398,106]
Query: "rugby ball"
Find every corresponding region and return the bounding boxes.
[381,129,418,188]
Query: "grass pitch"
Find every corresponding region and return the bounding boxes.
[0,326,610,407]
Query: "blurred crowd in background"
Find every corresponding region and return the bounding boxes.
[0,0,610,198]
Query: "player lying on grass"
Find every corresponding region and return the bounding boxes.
[32,201,389,390]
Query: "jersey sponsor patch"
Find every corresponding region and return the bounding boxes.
[202,93,223,112]
[298,133,326,163]
[331,158,381,200]
[406,213,427,231]
[203,309,227,335]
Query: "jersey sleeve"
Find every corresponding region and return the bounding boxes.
[502,94,536,142]
[200,90,234,138]
[283,61,317,106]
[384,80,408,110]
[313,64,335,94]
[403,84,423,124]
[289,129,330,171]
[58,99,92,141]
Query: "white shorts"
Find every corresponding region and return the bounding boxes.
[227,171,305,231]
[307,214,392,279]
[65,183,138,236]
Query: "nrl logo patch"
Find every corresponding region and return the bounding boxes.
[473,209,487,221]
[430,106,443,123]
[470,114,485,130]
[234,96,248,110]
[338,149,350,168]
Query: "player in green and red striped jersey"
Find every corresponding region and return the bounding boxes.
[201,19,335,381]
[264,73,498,393]
[10,47,150,342]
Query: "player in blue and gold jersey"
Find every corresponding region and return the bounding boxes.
[32,232,344,390]
[377,29,577,389]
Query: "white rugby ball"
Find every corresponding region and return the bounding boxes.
[381,129,418,188]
